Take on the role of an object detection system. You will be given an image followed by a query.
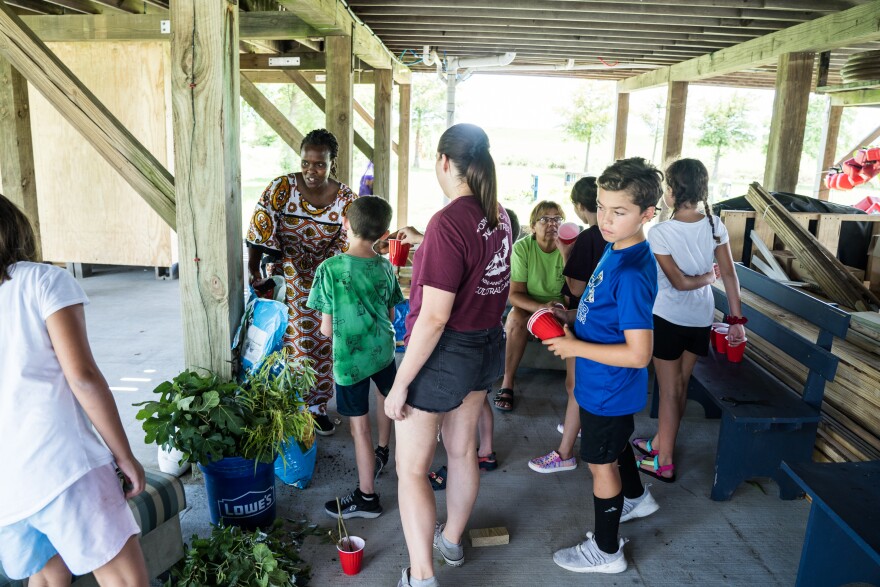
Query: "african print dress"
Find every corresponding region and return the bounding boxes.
[246,174,358,413]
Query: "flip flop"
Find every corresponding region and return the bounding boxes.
[493,388,514,412]
[478,452,498,472]
[637,456,676,483]
[632,437,659,457]
[428,466,447,491]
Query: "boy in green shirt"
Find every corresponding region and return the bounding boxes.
[307,196,404,519]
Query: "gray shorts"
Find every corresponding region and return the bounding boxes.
[405,327,505,413]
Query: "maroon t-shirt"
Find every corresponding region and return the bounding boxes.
[405,197,512,341]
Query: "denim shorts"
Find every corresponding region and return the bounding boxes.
[406,327,505,413]
[335,359,397,417]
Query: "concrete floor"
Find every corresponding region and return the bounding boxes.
[83,267,810,586]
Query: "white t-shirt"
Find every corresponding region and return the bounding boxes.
[0,262,113,526]
[647,216,730,327]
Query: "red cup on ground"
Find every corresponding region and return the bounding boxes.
[528,308,565,340]
[388,239,411,267]
[726,338,747,363]
[711,323,729,354]
[337,536,365,575]
[558,222,581,245]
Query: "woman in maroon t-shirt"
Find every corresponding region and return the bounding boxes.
[385,124,512,587]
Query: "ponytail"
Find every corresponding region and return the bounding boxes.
[437,123,499,229]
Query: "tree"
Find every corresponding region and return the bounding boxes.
[696,94,756,181]
[560,85,611,172]
[639,98,666,164]
[410,75,446,168]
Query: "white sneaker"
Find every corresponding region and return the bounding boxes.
[556,423,582,438]
[620,485,659,523]
[553,532,627,574]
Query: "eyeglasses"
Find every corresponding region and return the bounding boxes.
[537,216,564,225]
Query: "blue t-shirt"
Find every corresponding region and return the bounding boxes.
[573,240,658,416]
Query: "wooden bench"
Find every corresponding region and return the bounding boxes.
[674,264,850,501]
[781,460,880,587]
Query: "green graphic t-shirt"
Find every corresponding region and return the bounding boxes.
[307,254,404,386]
[510,236,565,304]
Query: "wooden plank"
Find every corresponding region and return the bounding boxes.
[239,73,304,151]
[724,211,880,224]
[613,90,628,160]
[373,68,392,200]
[171,0,243,377]
[469,527,509,547]
[830,88,880,107]
[815,216,843,258]
[238,52,325,71]
[0,57,40,259]
[397,81,410,227]
[721,210,749,263]
[753,215,776,250]
[815,102,842,201]
[764,52,814,194]
[618,2,880,92]
[750,230,789,280]
[326,34,353,186]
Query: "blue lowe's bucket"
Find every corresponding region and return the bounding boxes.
[198,457,276,529]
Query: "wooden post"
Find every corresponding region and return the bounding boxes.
[662,81,688,167]
[764,52,815,194]
[613,91,629,161]
[0,57,40,259]
[815,101,843,201]
[326,35,353,186]
[239,74,305,150]
[373,68,393,201]
[171,0,243,377]
[397,82,411,226]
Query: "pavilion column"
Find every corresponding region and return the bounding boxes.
[659,81,688,220]
[397,82,411,226]
[326,35,353,186]
[373,67,393,200]
[764,52,815,194]
[0,57,40,259]
[613,91,629,161]
[171,0,243,377]
[816,101,843,201]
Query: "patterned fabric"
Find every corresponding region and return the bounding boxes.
[246,174,358,411]
[128,469,186,534]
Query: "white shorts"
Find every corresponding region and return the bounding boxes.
[0,463,140,579]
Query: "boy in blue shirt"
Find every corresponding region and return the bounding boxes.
[307,196,404,519]
[544,157,662,574]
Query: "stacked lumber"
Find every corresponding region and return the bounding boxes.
[744,182,880,312]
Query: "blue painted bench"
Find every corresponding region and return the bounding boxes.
[782,460,880,587]
[661,264,850,501]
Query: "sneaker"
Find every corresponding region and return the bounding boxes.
[313,413,336,436]
[553,532,627,574]
[433,522,464,567]
[621,485,659,523]
[375,445,389,477]
[324,488,382,519]
[397,568,439,587]
[528,450,577,473]
[556,423,582,438]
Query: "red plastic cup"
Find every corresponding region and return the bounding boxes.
[527,308,565,340]
[711,323,729,354]
[726,338,747,363]
[337,536,365,575]
[558,222,581,245]
[388,239,411,267]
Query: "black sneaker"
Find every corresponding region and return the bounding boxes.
[313,413,336,436]
[375,445,390,477]
[324,489,383,519]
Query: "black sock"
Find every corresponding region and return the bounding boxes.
[593,493,624,554]
[618,444,645,499]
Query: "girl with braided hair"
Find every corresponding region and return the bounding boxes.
[633,158,745,482]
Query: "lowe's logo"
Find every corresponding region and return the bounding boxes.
[218,489,274,518]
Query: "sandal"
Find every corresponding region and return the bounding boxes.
[632,437,659,457]
[428,466,447,491]
[637,456,676,483]
[493,388,514,412]
[478,452,497,472]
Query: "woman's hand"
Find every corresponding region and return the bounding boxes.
[384,384,410,421]
[727,323,746,346]
[116,455,146,499]
[542,325,579,359]
[556,238,574,260]
[394,226,424,245]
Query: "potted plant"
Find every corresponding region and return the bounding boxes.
[135,350,315,529]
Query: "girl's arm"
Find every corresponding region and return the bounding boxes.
[564,276,587,299]
[655,253,715,291]
[46,305,145,498]
[384,286,455,420]
[543,326,653,368]
[715,242,746,345]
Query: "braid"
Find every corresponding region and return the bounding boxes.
[703,198,720,244]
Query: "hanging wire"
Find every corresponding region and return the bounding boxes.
[398,49,424,66]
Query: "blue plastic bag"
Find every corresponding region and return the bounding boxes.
[393,300,409,352]
[233,287,288,374]
[274,438,317,489]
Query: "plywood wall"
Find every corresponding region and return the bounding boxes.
[28,41,176,267]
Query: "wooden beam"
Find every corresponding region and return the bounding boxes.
[815,102,842,201]
[0,57,40,259]
[618,2,880,92]
[613,91,629,160]
[353,98,398,155]
[373,68,392,200]
[0,3,175,228]
[326,35,353,186]
[662,81,688,167]
[830,88,880,107]
[238,52,325,70]
[764,52,814,194]
[7,0,63,15]
[397,81,410,227]
[171,0,243,377]
[42,0,100,15]
[239,74,304,150]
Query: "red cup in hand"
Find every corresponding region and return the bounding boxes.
[388,239,411,267]
[528,308,566,340]
[558,222,581,245]
[726,338,747,363]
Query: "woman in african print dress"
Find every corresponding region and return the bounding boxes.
[246,129,358,436]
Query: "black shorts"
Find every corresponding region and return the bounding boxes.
[405,327,505,413]
[335,359,397,417]
[652,314,711,361]
[579,409,635,465]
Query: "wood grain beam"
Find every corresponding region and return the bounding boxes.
[240,74,304,149]
[816,102,842,201]
[373,68,392,200]
[397,82,410,226]
[613,91,629,160]
[352,0,852,10]
[830,88,880,107]
[662,81,688,170]
[7,0,63,14]
[0,2,175,227]
[239,52,325,70]
[618,2,880,92]
[326,35,353,185]
[764,52,814,193]
[374,31,735,50]
[42,0,101,15]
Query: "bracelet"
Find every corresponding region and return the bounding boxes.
[725,315,748,325]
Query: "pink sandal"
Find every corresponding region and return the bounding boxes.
[631,437,659,457]
[637,456,675,483]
